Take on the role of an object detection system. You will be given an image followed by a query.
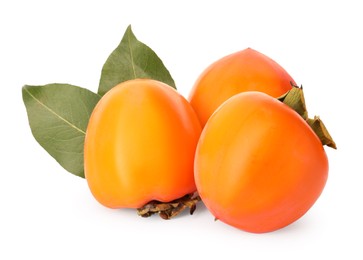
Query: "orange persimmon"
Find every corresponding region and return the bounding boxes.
[84,79,201,211]
[189,48,295,126]
[194,91,328,233]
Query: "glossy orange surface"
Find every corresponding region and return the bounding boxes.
[189,48,295,126]
[84,79,202,209]
[194,92,328,233]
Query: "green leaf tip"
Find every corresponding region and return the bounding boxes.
[278,85,336,149]
[98,25,176,96]
[22,83,101,178]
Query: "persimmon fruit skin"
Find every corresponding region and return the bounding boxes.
[194,92,328,233]
[84,79,202,209]
[189,48,295,126]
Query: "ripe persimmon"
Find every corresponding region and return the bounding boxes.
[194,91,329,233]
[84,79,202,218]
[189,48,295,126]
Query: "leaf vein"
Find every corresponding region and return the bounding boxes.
[127,29,137,79]
[24,88,86,135]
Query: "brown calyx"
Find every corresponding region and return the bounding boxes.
[137,193,201,220]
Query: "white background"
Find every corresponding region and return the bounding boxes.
[1,0,362,259]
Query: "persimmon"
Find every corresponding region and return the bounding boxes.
[189,48,295,126]
[194,90,334,233]
[84,79,202,218]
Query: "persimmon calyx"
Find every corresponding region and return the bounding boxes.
[137,193,201,220]
[277,85,337,149]
[307,116,336,149]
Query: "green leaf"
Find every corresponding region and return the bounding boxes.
[22,84,101,178]
[98,25,176,96]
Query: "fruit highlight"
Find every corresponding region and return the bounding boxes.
[194,87,335,233]
[84,79,202,218]
[189,48,295,126]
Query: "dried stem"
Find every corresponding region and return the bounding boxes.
[137,193,201,220]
